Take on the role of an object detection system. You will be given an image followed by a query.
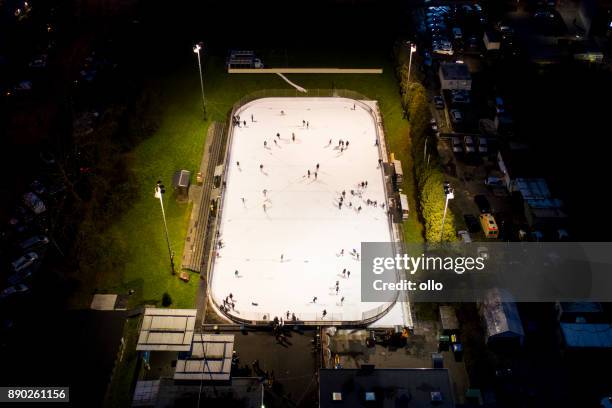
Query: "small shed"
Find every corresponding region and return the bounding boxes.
[439,306,459,333]
[479,289,524,346]
[393,160,404,184]
[172,170,191,198]
[483,31,501,51]
[439,63,472,91]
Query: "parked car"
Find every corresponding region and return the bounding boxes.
[458,230,472,243]
[19,235,49,251]
[474,194,491,213]
[22,192,46,214]
[452,92,471,105]
[434,95,445,109]
[28,54,47,68]
[463,214,481,233]
[0,284,29,300]
[485,176,504,187]
[423,51,433,67]
[464,136,476,153]
[494,97,505,114]
[450,109,463,123]
[478,136,488,154]
[7,269,34,286]
[451,136,464,154]
[430,118,438,132]
[11,252,38,272]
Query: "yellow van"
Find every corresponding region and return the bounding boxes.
[479,213,499,239]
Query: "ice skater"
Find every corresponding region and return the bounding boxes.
[264,141,267,148]
[316,163,320,170]
[281,110,285,115]
[342,268,346,276]
[263,203,267,212]
[286,311,290,319]
[322,309,327,318]
[307,170,311,178]
[341,296,345,305]
[347,271,351,278]
[243,120,246,127]
[352,103,356,110]
[346,141,349,148]
[306,121,309,129]
[375,139,379,146]
[260,164,264,171]
[302,120,306,127]
[235,270,239,277]
[274,139,278,146]
[263,189,267,196]
[378,159,383,168]
[276,132,280,139]
[280,254,284,262]
[328,138,332,146]
[236,161,240,168]
[336,286,339,295]
[312,296,317,303]
[241,197,245,205]
[342,190,346,197]
[340,249,344,256]
[314,172,318,180]
[292,133,295,142]
[338,202,342,209]
[251,114,254,122]
[336,280,339,288]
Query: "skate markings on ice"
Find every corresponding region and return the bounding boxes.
[212,98,395,322]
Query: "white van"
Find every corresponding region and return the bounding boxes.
[399,193,409,220]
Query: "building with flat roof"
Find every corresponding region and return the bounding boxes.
[439,63,472,91]
[319,367,455,408]
[136,308,197,352]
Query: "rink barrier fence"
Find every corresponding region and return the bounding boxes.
[228,68,383,74]
[204,90,407,327]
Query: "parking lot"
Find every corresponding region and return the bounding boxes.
[412,2,530,243]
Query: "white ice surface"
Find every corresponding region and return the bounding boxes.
[210,98,395,322]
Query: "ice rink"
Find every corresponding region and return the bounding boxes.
[210,97,395,323]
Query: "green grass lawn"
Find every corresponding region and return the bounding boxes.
[79,53,423,310]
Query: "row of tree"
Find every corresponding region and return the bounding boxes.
[394,42,456,242]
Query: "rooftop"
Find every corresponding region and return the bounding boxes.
[561,323,612,348]
[439,63,471,81]
[136,308,197,351]
[319,367,455,408]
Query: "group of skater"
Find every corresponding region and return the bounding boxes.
[219,105,391,321]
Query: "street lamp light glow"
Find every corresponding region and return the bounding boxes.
[407,41,417,84]
[193,42,206,119]
[154,181,175,275]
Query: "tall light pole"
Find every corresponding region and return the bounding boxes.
[193,42,206,120]
[440,182,454,242]
[407,42,417,84]
[155,180,175,275]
